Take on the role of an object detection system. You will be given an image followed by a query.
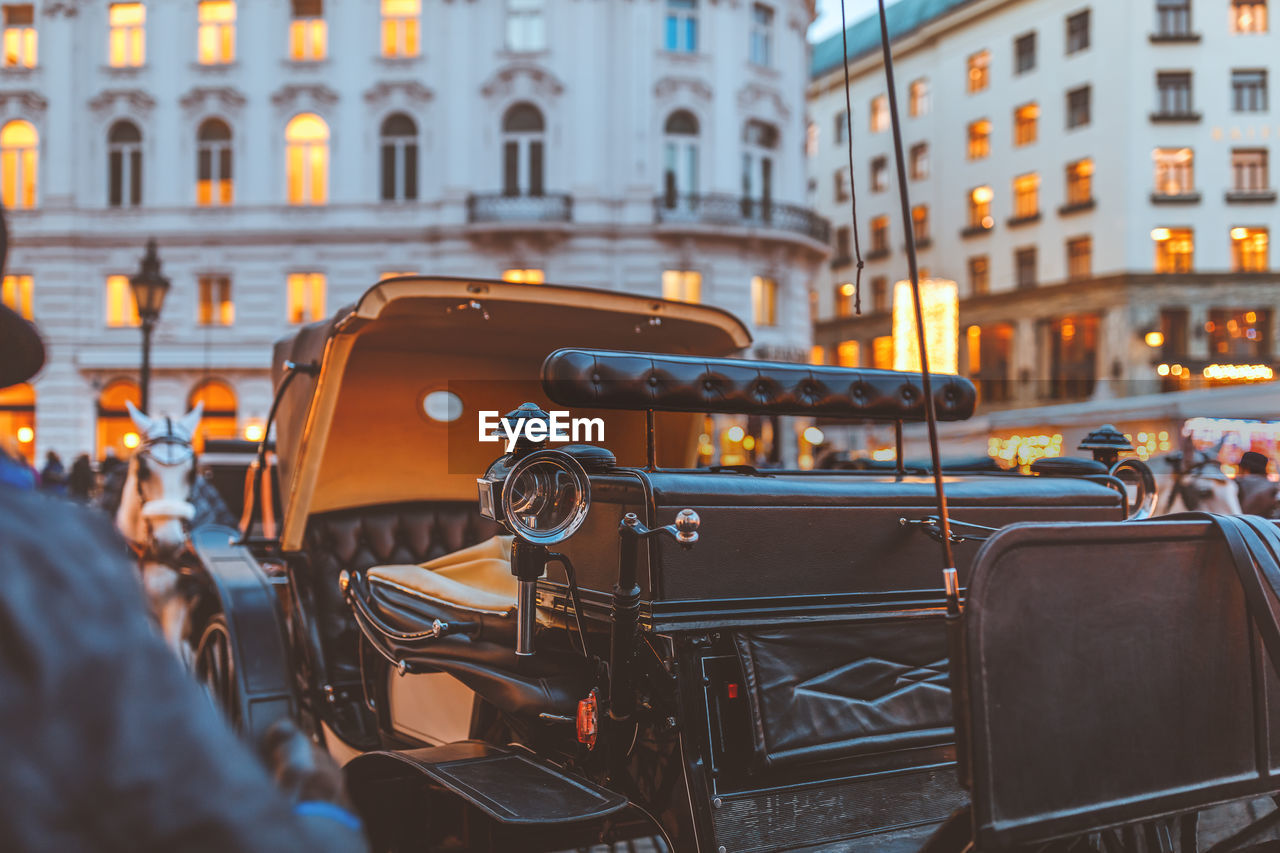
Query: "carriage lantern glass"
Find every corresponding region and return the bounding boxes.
[499,449,591,545]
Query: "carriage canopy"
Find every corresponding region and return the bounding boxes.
[271,277,752,550]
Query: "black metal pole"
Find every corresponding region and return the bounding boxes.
[875,0,956,598]
[139,317,153,413]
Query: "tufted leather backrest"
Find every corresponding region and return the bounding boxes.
[542,348,976,422]
[299,501,498,678]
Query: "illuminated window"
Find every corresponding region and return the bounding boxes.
[502,268,544,284]
[0,119,36,209]
[909,142,928,180]
[912,205,929,243]
[869,95,888,133]
[662,110,699,204]
[381,0,420,58]
[1067,236,1092,280]
[1208,308,1271,359]
[967,50,990,93]
[285,113,328,205]
[909,79,929,117]
[1015,246,1037,288]
[380,113,418,202]
[1048,315,1097,401]
[1153,227,1193,273]
[871,276,888,313]
[751,275,777,326]
[2,5,35,68]
[662,269,701,303]
[1014,31,1035,73]
[287,272,325,324]
[870,156,888,192]
[870,215,889,254]
[1232,0,1268,33]
[107,120,141,208]
[836,340,860,367]
[502,102,544,197]
[108,3,145,67]
[1013,103,1038,146]
[1233,149,1269,192]
[665,0,697,52]
[198,275,233,326]
[872,335,893,369]
[1066,85,1091,127]
[188,379,238,451]
[967,119,990,160]
[197,1,236,65]
[290,0,326,62]
[1156,72,1192,115]
[197,118,233,206]
[1153,147,1193,195]
[1233,69,1268,112]
[834,281,854,316]
[105,274,139,327]
[1012,173,1039,219]
[1066,9,1089,53]
[1232,226,1269,272]
[96,379,141,459]
[1,273,31,318]
[749,3,772,67]
[1066,158,1093,204]
[968,255,989,295]
[968,185,993,229]
[507,0,545,52]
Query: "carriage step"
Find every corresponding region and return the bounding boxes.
[344,741,628,826]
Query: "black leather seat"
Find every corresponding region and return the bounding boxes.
[300,501,498,680]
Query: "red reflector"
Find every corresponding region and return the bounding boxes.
[726,683,739,699]
[577,689,599,750]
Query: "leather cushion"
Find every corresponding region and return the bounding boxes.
[301,501,498,678]
[542,348,976,422]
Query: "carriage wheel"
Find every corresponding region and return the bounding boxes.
[194,614,240,729]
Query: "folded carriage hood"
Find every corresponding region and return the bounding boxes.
[270,277,752,551]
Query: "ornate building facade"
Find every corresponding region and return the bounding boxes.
[0,0,826,460]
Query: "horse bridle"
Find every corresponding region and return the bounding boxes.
[129,420,198,556]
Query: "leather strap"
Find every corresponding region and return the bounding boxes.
[1161,513,1280,679]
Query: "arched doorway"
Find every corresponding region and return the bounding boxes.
[188,379,237,452]
[0,381,35,463]
[97,378,141,459]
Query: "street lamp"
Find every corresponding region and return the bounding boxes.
[129,239,170,413]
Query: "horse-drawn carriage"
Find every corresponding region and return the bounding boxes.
[170,276,1280,852]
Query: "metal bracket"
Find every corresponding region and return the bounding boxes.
[899,515,997,544]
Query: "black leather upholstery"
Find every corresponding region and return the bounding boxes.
[300,501,498,678]
[541,348,976,422]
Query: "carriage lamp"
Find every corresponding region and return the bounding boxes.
[129,239,171,413]
[1078,424,1134,469]
[497,449,593,657]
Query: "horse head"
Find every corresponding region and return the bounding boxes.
[1163,449,1243,515]
[117,401,203,561]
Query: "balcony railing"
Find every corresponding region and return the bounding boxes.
[654,193,830,244]
[467,193,572,224]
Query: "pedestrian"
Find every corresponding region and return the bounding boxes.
[0,210,367,852]
[68,453,95,503]
[1235,450,1278,517]
[39,449,66,497]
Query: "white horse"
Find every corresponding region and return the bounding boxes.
[1158,450,1243,516]
[116,400,203,657]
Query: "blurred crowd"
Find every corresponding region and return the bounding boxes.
[0,444,129,505]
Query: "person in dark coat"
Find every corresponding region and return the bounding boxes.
[1236,450,1278,517]
[0,214,366,852]
[67,453,95,503]
[39,449,66,496]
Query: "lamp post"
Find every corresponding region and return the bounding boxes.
[129,239,170,413]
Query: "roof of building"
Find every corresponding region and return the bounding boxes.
[810,0,977,79]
